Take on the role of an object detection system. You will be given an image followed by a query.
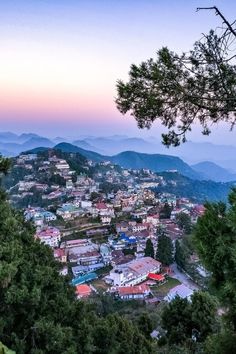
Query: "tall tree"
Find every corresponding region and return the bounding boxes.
[193,188,236,331]
[161,292,217,345]
[159,202,172,219]
[175,240,186,270]
[144,239,155,258]
[156,234,173,265]
[116,8,236,146]
[175,212,192,234]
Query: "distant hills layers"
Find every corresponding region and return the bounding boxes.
[1,132,236,182]
[28,142,236,183]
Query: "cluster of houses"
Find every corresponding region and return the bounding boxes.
[9,152,207,302]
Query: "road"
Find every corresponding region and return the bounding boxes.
[170,263,200,291]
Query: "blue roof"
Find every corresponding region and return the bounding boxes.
[119,233,137,244]
[71,272,97,286]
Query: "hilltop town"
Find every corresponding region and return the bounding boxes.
[3,148,208,304]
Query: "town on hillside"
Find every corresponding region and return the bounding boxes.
[4,149,208,303]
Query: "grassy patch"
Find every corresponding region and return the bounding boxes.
[91,279,109,291]
[150,277,181,297]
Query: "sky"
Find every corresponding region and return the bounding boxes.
[0,0,236,144]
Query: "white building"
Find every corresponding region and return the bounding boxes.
[36,227,61,248]
[105,257,161,287]
[164,284,194,302]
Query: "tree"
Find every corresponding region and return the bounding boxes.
[193,188,236,331]
[161,292,217,345]
[159,202,172,219]
[116,8,236,146]
[144,239,155,258]
[161,296,192,344]
[175,212,192,234]
[191,291,218,341]
[175,240,186,270]
[0,156,11,175]
[156,233,173,265]
[137,312,154,339]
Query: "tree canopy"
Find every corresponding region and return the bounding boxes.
[144,239,155,258]
[156,233,173,265]
[194,188,236,334]
[116,8,236,146]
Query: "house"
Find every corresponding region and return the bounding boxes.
[111,284,151,300]
[116,222,129,233]
[101,215,112,225]
[77,250,102,266]
[75,284,92,299]
[164,284,194,302]
[61,239,89,249]
[36,227,61,248]
[54,248,67,263]
[100,244,112,264]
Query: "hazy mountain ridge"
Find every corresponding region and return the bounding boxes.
[192,161,236,182]
[30,142,201,180]
[1,131,236,181]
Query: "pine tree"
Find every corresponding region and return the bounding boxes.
[156,233,173,265]
[175,240,186,270]
[144,239,155,258]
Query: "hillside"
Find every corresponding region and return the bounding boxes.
[52,143,201,180]
[110,151,200,179]
[155,172,233,202]
[192,161,236,182]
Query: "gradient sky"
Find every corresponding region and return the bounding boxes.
[1,0,236,143]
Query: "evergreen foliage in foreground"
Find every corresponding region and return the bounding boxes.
[0,200,153,353]
[2,154,236,352]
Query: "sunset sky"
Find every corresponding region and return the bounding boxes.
[1,0,236,143]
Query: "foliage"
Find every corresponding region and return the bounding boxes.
[161,292,217,345]
[204,331,236,354]
[116,13,236,146]
[0,342,15,354]
[0,156,11,175]
[155,172,233,203]
[175,240,187,270]
[193,188,236,345]
[144,239,155,258]
[99,181,126,194]
[159,202,172,219]
[0,186,154,353]
[175,213,192,234]
[156,234,173,265]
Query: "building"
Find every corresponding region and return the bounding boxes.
[36,227,61,248]
[75,284,92,299]
[54,248,67,263]
[105,257,161,286]
[164,284,194,302]
[111,284,151,300]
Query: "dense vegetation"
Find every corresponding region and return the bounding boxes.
[155,172,233,202]
[2,152,236,352]
[0,157,154,353]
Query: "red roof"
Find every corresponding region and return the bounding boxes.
[76,284,92,297]
[54,248,65,258]
[96,202,107,210]
[148,273,165,281]
[118,284,150,296]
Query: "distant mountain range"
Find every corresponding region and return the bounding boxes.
[191,161,236,182]
[1,131,236,182]
[28,142,202,180]
[27,143,236,203]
